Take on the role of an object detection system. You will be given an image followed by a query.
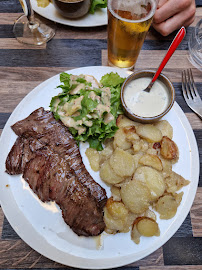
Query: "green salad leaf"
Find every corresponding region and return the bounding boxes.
[100,72,126,87]
[89,0,107,14]
[50,72,125,150]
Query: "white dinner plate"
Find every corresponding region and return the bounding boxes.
[31,0,107,27]
[0,66,199,269]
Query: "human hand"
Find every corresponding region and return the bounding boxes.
[153,0,196,36]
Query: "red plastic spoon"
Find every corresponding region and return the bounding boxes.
[144,26,186,92]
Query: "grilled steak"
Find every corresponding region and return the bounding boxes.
[23,152,47,195]
[6,136,24,175]
[6,107,107,236]
[21,138,36,171]
[6,137,43,175]
[12,107,107,208]
[23,148,105,236]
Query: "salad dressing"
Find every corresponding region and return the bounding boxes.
[55,75,114,133]
[50,72,125,150]
[104,112,114,124]
[60,116,86,135]
[124,77,169,117]
[70,83,85,95]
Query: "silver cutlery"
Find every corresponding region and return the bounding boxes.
[182,68,202,119]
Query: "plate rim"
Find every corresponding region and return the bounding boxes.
[31,0,108,27]
[0,66,200,269]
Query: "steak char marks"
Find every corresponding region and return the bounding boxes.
[12,107,107,208]
[6,107,107,236]
[23,147,104,236]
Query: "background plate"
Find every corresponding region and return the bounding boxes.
[0,66,199,269]
[31,0,107,27]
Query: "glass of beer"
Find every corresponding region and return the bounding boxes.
[108,0,158,69]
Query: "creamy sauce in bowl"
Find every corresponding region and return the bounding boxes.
[124,77,170,117]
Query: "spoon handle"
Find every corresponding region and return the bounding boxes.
[152,27,186,83]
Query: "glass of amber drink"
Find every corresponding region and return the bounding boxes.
[108,0,158,69]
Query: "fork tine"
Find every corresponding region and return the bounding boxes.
[187,69,196,99]
[184,70,193,99]
[188,68,201,100]
[182,69,202,119]
[182,70,188,100]
[182,70,191,100]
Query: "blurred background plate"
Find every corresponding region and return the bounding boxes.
[31,0,107,27]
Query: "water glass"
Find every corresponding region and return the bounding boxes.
[188,19,202,68]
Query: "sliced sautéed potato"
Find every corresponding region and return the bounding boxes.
[86,115,190,244]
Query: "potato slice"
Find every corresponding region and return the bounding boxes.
[139,154,163,171]
[99,145,113,165]
[113,128,132,150]
[121,180,151,214]
[146,148,158,156]
[123,126,140,141]
[133,152,144,169]
[110,148,135,177]
[104,198,137,233]
[85,148,100,172]
[143,209,157,221]
[174,191,184,206]
[125,211,138,229]
[103,138,114,148]
[154,120,173,139]
[141,139,149,152]
[117,115,140,128]
[104,208,126,233]
[114,177,132,188]
[161,157,172,178]
[106,198,129,220]
[104,198,130,233]
[160,136,179,161]
[131,224,141,244]
[147,142,159,155]
[136,217,160,237]
[165,171,190,194]
[133,140,142,152]
[155,194,178,219]
[134,166,165,201]
[133,139,149,155]
[110,186,121,201]
[125,148,135,155]
[136,124,163,143]
[100,160,123,184]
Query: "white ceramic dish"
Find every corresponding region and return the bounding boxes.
[0,66,199,269]
[31,0,107,27]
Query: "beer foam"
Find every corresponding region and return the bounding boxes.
[109,0,157,23]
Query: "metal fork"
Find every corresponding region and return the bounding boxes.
[182,69,202,119]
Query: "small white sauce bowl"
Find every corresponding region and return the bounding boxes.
[121,70,175,123]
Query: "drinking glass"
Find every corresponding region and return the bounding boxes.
[188,19,202,69]
[107,0,158,70]
[13,0,55,45]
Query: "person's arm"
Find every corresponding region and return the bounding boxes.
[152,0,196,36]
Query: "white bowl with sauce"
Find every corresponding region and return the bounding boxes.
[121,70,175,123]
